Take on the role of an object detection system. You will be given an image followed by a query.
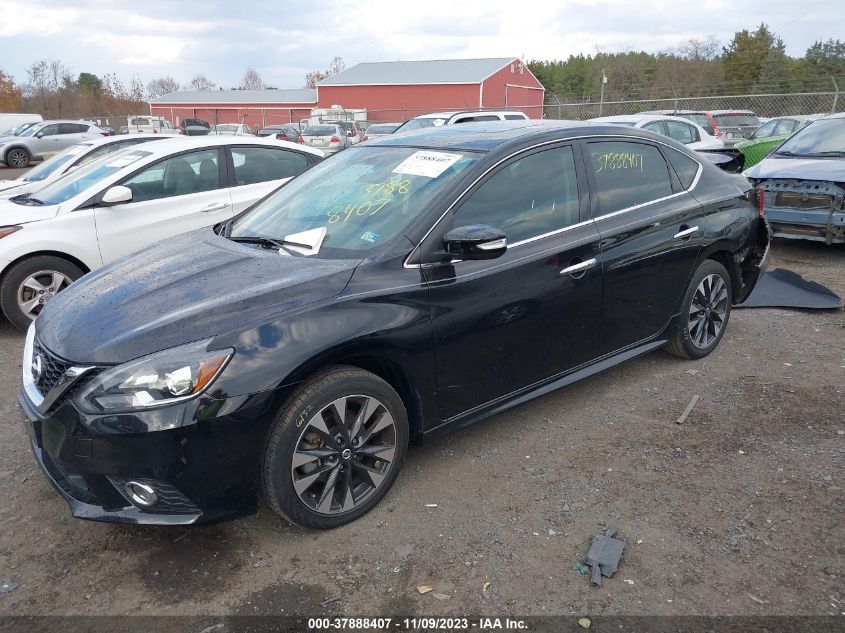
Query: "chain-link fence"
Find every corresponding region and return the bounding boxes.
[543,90,843,121]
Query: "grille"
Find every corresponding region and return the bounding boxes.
[32,340,73,396]
[109,477,201,514]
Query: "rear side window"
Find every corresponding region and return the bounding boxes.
[456,145,580,243]
[453,115,500,123]
[665,120,698,144]
[231,146,308,186]
[504,113,527,120]
[665,148,701,190]
[588,141,673,216]
[59,123,89,134]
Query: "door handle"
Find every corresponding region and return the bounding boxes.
[673,225,699,240]
[560,258,597,277]
[201,202,228,213]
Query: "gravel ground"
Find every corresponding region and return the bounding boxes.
[0,239,842,618]
[0,166,30,181]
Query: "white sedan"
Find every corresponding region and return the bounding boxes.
[0,135,323,328]
[589,114,724,150]
[0,133,179,198]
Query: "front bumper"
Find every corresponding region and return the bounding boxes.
[761,180,845,244]
[19,382,280,525]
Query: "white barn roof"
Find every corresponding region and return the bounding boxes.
[318,58,519,86]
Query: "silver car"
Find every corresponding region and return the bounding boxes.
[301,123,350,154]
[0,120,106,167]
[209,123,254,136]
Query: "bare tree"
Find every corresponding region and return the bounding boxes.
[304,56,346,88]
[189,74,216,91]
[677,36,720,61]
[147,76,180,99]
[239,68,265,90]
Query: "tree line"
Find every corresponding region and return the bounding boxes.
[529,25,845,103]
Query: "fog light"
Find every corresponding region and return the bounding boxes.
[124,481,158,507]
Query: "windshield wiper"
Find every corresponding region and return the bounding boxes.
[227,235,311,251]
[774,150,802,156]
[800,151,845,158]
[10,194,44,206]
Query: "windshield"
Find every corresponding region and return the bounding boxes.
[713,114,760,127]
[303,125,336,136]
[776,118,845,156]
[2,122,37,137]
[23,143,93,182]
[19,124,46,137]
[229,146,479,258]
[395,118,443,133]
[367,124,400,135]
[18,149,151,206]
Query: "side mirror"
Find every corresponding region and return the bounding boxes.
[36,132,44,138]
[100,185,133,206]
[442,225,507,260]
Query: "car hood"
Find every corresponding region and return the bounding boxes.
[0,198,60,223]
[746,156,845,181]
[0,179,26,194]
[36,229,361,364]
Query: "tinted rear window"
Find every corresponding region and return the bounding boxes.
[713,114,760,127]
[304,125,336,135]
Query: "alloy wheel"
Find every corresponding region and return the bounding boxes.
[7,149,28,168]
[688,273,728,349]
[291,394,397,515]
[17,270,73,320]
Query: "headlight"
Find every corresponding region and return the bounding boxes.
[0,226,21,239]
[76,340,233,413]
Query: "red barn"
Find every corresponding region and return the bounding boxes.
[149,89,318,129]
[316,57,544,122]
[148,58,545,128]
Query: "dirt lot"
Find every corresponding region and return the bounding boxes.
[0,239,842,619]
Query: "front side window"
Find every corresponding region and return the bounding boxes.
[774,119,798,135]
[231,146,308,185]
[642,121,665,135]
[588,141,673,216]
[229,146,479,258]
[665,120,697,145]
[123,149,221,202]
[31,124,58,137]
[752,119,778,139]
[455,145,580,243]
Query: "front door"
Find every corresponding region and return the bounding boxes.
[582,139,704,354]
[423,144,604,421]
[94,147,233,263]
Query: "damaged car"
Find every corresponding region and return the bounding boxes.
[20,121,770,529]
[746,112,845,244]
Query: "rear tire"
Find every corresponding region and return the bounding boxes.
[665,260,732,360]
[262,365,408,529]
[5,147,31,168]
[0,256,84,330]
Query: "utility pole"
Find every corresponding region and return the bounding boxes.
[599,69,607,116]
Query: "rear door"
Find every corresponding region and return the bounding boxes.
[57,123,96,150]
[226,145,313,213]
[583,138,704,354]
[94,147,233,262]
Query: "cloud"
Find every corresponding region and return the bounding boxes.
[0,0,842,89]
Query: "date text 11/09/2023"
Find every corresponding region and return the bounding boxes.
[307,617,529,630]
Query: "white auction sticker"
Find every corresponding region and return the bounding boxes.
[392,151,463,178]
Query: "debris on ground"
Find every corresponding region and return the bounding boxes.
[482,582,491,592]
[572,562,589,575]
[424,504,438,508]
[416,585,433,594]
[320,597,340,608]
[578,617,592,629]
[685,369,701,376]
[676,395,700,425]
[432,593,450,600]
[624,579,635,585]
[586,525,626,586]
[747,593,768,604]
[0,579,17,594]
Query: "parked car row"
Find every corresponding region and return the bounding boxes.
[0,120,109,167]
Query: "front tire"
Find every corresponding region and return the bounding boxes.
[0,256,84,330]
[665,260,732,360]
[262,366,409,529]
[5,148,31,168]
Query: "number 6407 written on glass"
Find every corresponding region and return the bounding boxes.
[327,199,391,223]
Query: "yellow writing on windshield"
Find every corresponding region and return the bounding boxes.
[364,179,411,197]
[328,199,392,224]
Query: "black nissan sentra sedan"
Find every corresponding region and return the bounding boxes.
[20,121,770,529]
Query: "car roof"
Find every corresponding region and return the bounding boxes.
[367,119,651,152]
[132,135,324,156]
[822,111,845,120]
[35,119,102,125]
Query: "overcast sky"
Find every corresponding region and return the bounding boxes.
[1,0,841,90]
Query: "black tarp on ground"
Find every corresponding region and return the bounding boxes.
[736,267,843,309]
